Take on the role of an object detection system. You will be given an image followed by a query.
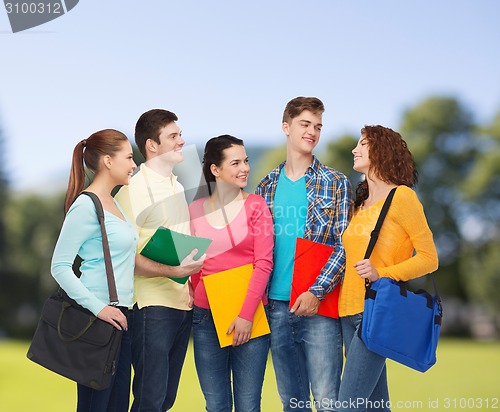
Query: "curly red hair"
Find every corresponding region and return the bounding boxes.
[355,125,418,207]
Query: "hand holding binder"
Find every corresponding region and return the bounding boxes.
[204,264,270,347]
[140,227,212,284]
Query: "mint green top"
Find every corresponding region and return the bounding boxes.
[51,194,138,315]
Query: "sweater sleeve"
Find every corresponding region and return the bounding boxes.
[377,187,439,281]
[239,196,274,321]
[51,197,107,316]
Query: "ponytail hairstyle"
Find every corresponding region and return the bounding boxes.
[64,129,129,213]
[355,125,418,208]
[202,135,244,196]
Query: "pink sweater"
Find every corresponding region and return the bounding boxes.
[189,194,274,321]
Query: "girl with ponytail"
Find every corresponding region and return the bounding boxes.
[51,129,138,411]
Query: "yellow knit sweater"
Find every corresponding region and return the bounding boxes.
[338,185,439,317]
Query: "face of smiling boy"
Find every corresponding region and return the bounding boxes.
[282,109,322,156]
[154,121,185,165]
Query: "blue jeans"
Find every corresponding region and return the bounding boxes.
[131,305,193,412]
[267,299,343,412]
[338,314,390,412]
[77,307,133,412]
[192,306,270,412]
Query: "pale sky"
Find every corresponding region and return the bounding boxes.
[1,0,499,190]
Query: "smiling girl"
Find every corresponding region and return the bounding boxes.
[51,129,138,411]
[189,134,274,412]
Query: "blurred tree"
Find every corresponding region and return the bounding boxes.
[462,112,500,197]
[0,125,8,272]
[0,124,11,337]
[458,111,500,315]
[1,193,64,337]
[398,97,500,335]
[398,97,475,302]
[5,193,64,288]
[461,111,500,207]
[322,134,361,185]
[250,144,287,190]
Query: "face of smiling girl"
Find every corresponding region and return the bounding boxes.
[211,144,250,189]
[108,140,136,186]
[352,134,371,174]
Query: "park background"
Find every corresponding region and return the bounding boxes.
[0,1,499,411]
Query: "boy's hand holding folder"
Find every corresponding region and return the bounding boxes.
[140,227,212,284]
[175,248,206,278]
[290,238,340,318]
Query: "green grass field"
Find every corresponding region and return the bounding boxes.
[1,339,499,411]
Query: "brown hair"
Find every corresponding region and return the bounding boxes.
[355,125,418,208]
[64,129,129,213]
[202,135,245,196]
[135,109,178,158]
[282,97,325,124]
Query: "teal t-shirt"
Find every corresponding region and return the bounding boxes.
[268,170,308,300]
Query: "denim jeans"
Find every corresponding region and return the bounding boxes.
[131,305,193,412]
[192,306,270,412]
[267,299,343,412]
[77,307,133,412]
[338,314,390,412]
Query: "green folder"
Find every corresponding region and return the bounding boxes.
[140,227,212,284]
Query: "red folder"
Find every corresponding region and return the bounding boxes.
[290,238,340,318]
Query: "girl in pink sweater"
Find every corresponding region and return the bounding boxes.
[189,135,274,412]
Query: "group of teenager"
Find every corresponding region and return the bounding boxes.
[50,96,438,412]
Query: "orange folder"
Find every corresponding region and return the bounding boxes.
[203,264,270,348]
[290,238,340,319]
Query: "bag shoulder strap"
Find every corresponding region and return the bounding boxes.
[363,187,397,259]
[362,187,396,289]
[81,191,119,305]
[362,187,442,305]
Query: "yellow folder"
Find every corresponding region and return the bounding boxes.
[203,263,270,348]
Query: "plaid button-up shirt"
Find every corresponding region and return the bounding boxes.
[255,156,353,299]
